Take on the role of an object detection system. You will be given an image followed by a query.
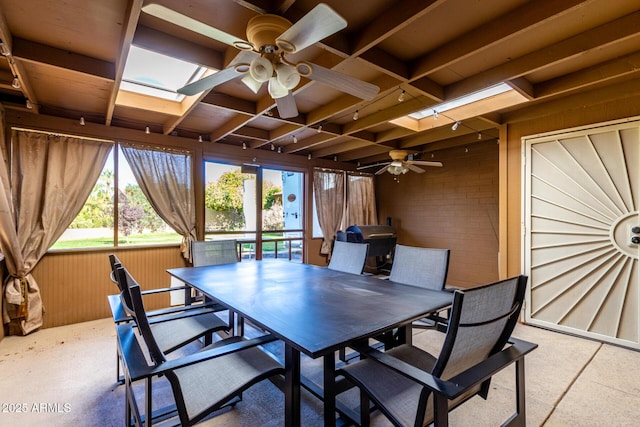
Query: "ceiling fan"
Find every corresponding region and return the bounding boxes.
[142,3,380,118]
[358,150,443,178]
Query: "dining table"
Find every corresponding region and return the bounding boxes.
[167,259,453,426]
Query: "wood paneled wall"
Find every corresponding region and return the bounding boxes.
[30,246,189,329]
[376,139,499,288]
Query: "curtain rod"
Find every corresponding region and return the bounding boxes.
[314,166,373,177]
[11,127,114,144]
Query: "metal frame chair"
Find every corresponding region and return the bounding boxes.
[328,240,370,275]
[337,275,537,427]
[118,267,284,426]
[108,254,229,382]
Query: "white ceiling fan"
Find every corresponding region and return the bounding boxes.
[142,3,380,118]
[358,150,443,177]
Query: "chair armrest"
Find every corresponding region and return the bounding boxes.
[350,337,537,400]
[140,285,190,295]
[149,334,280,376]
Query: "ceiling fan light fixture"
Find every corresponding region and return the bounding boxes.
[249,56,273,83]
[268,76,289,98]
[388,164,407,175]
[276,63,300,90]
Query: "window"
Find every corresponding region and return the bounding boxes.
[120,46,206,102]
[51,145,181,249]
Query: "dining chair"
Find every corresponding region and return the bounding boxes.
[327,240,371,361]
[192,239,239,266]
[389,245,451,330]
[190,239,245,334]
[118,267,284,426]
[337,275,536,427]
[328,240,370,275]
[108,254,229,381]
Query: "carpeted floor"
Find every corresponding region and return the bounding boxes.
[1,316,639,426]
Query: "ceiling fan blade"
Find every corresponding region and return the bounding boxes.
[408,160,444,167]
[275,93,299,118]
[142,3,249,47]
[178,51,256,95]
[276,4,347,53]
[303,63,380,100]
[375,164,391,175]
[178,66,240,95]
[407,164,426,174]
[357,162,390,170]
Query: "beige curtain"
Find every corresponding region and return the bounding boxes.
[345,174,377,226]
[313,169,344,255]
[1,127,112,335]
[121,145,196,261]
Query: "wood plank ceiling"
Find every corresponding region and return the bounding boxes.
[0,0,639,166]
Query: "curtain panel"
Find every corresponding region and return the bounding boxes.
[345,174,377,226]
[121,145,196,261]
[1,127,111,335]
[313,169,344,256]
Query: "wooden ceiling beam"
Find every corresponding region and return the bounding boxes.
[534,50,640,98]
[446,10,640,100]
[105,0,142,125]
[234,125,270,141]
[313,139,375,158]
[338,144,394,162]
[201,92,256,114]
[410,0,591,78]
[208,113,255,141]
[13,38,114,81]
[133,25,223,70]
[283,132,335,153]
[0,6,40,113]
[350,0,442,56]
[342,95,432,135]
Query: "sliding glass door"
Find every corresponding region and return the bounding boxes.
[204,161,304,262]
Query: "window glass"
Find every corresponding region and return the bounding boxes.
[51,145,181,249]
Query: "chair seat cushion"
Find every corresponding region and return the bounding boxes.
[340,344,437,426]
[174,345,283,420]
[151,312,228,353]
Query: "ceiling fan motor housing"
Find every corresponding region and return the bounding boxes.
[246,14,292,52]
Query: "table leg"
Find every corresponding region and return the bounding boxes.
[323,354,337,425]
[284,345,301,427]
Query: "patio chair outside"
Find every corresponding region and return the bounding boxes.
[121,268,284,426]
[328,240,370,275]
[337,275,536,427]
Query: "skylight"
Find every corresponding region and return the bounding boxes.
[409,83,513,119]
[121,46,206,102]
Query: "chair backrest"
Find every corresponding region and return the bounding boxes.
[433,275,528,383]
[192,240,238,267]
[328,240,369,275]
[388,245,450,290]
[115,266,167,365]
[108,253,122,285]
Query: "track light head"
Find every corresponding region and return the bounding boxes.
[451,121,460,131]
